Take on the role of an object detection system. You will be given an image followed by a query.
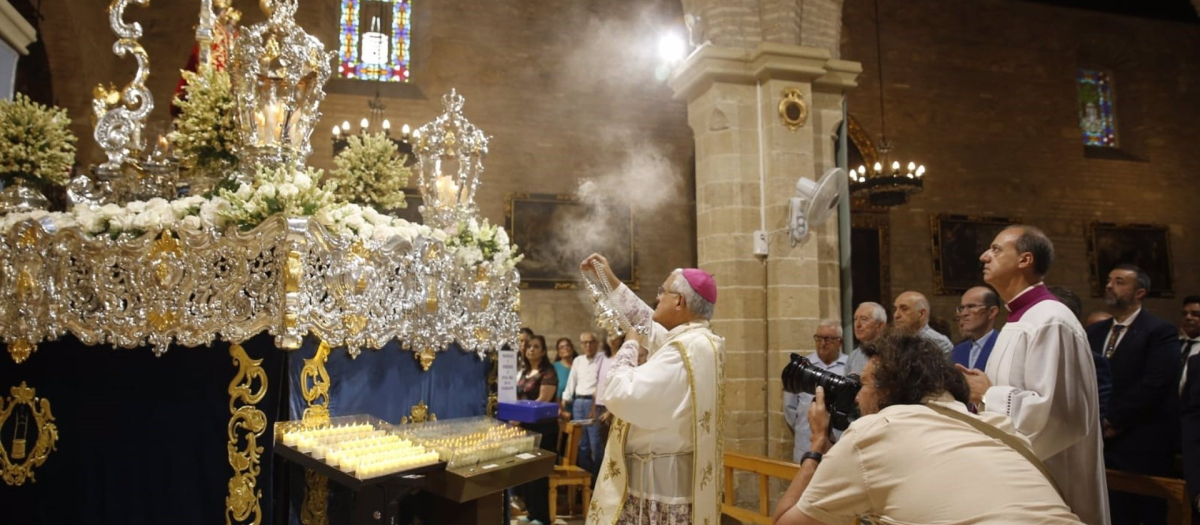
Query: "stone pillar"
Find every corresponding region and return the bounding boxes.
[669,42,859,480]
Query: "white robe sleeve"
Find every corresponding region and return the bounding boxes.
[602,340,689,431]
[608,283,669,349]
[983,321,1095,459]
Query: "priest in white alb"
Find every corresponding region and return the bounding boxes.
[581,254,725,525]
[959,225,1110,525]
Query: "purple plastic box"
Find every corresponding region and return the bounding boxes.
[497,400,559,423]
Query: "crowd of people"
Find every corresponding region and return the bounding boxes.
[506,224,1200,525]
[776,224,1200,525]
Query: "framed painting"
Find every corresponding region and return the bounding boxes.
[1087,222,1173,298]
[505,193,637,289]
[931,214,1016,295]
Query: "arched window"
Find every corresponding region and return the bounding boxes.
[1077,69,1117,148]
[338,0,412,82]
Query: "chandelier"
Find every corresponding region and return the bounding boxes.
[849,0,926,208]
[330,92,415,165]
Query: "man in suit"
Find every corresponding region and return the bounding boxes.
[1180,296,1200,394]
[1085,264,1181,525]
[951,286,1000,370]
[1182,351,1200,517]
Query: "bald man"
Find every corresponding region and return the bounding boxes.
[893,291,954,353]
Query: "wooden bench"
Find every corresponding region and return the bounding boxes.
[1106,469,1193,525]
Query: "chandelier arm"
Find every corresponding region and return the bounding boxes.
[874,0,888,147]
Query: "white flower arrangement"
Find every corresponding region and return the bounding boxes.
[0,159,523,269]
[169,65,239,173]
[218,164,333,230]
[0,93,77,190]
[325,132,411,210]
[445,217,522,270]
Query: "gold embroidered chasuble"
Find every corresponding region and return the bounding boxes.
[588,284,725,525]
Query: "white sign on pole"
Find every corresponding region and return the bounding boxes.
[498,347,518,403]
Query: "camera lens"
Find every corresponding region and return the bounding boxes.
[781,353,862,430]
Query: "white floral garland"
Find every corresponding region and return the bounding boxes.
[0,166,522,270]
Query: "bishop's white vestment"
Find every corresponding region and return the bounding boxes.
[983,284,1110,525]
[587,284,725,525]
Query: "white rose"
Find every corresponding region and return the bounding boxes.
[235,183,254,200]
[99,203,123,218]
[345,214,366,230]
[293,172,313,190]
[146,198,170,210]
[256,184,277,199]
[276,183,298,199]
[181,215,203,231]
[126,201,147,213]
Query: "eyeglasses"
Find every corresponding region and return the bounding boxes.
[657,286,680,299]
[813,335,842,344]
[581,340,599,345]
[955,304,987,314]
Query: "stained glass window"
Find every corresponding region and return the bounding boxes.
[338,0,412,82]
[1077,69,1117,147]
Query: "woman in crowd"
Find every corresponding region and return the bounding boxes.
[513,335,557,525]
[553,337,576,403]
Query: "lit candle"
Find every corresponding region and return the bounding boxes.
[341,121,351,132]
[333,125,341,137]
[436,175,460,206]
[401,124,410,139]
[382,119,391,132]
[360,118,369,131]
[254,111,267,146]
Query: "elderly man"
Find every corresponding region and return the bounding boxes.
[783,319,847,462]
[893,291,954,353]
[950,286,1000,370]
[1086,265,1179,525]
[960,225,1108,525]
[562,331,608,477]
[846,302,886,376]
[772,333,1083,525]
[581,254,725,525]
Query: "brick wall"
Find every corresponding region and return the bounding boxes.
[844,0,1200,332]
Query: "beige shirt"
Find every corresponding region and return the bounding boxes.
[796,395,1082,525]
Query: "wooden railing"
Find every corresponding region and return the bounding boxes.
[722,452,799,525]
[721,453,1195,525]
[1106,469,1193,525]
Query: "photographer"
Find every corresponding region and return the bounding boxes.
[772,333,1082,525]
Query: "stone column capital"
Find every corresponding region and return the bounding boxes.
[668,42,862,102]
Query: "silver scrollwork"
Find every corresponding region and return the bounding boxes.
[0,216,520,360]
[93,0,154,172]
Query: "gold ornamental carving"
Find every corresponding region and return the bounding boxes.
[778,87,808,131]
[415,347,436,372]
[8,339,35,364]
[300,340,332,427]
[226,343,267,525]
[300,469,329,525]
[299,340,332,523]
[0,382,58,485]
[401,401,436,424]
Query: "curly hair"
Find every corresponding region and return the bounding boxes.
[861,331,970,409]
